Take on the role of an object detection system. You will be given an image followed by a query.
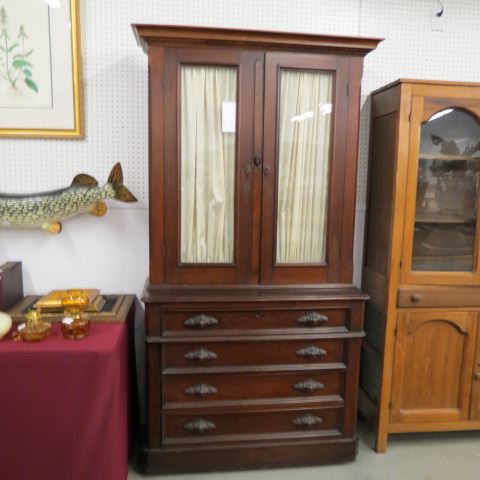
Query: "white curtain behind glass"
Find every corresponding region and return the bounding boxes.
[181,66,236,263]
[276,70,332,264]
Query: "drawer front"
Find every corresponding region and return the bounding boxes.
[163,371,344,406]
[164,339,345,369]
[163,406,342,444]
[162,308,349,334]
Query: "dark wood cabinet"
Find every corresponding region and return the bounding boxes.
[134,24,380,473]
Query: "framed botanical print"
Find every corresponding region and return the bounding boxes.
[0,0,83,138]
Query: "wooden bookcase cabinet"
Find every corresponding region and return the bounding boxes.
[134,24,380,473]
[360,79,480,452]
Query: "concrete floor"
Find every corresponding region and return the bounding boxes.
[129,423,480,480]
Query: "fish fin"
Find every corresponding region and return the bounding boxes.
[90,201,108,217]
[71,174,99,188]
[108,163,137,203]
[42,222,62,234]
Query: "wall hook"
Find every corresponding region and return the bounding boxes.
[434,0,444,17]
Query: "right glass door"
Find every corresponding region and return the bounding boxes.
[403,97,480,284]
[260,52,351,284]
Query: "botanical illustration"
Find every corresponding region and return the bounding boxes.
[0,6,38,96]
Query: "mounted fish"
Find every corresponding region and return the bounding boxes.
[0,163,137,234]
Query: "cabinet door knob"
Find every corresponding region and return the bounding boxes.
[297,311,329,326]
[184,418,216,433]
[184,314,219,329]
[474,372,480,381]
[411,293,421,303]
[292,413,323,428]
[185,383,218,397]
[293,378,325,392]
[184,347,218,362]
[296,345,327,359]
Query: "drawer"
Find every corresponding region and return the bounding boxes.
[163,406,343,445]
[162,308,349,335]
[164,338,346,369]
[163,371,345,407]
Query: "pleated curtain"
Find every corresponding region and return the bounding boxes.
[180,66,236,263]
[276,69,332,264]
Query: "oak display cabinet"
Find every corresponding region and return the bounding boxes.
[133,24,380,473]
[361,79,480,452]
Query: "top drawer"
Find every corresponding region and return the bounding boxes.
[161,308,350,336]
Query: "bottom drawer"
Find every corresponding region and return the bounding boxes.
[163,406,343,445]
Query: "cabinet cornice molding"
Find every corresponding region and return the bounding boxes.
[132,24,382,56]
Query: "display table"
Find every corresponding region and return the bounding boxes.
[0,322,129,480]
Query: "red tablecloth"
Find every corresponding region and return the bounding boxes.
[0,322,128,480]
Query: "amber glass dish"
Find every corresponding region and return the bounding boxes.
[61,316,90,340]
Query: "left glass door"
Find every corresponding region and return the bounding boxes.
[164,48,261,284]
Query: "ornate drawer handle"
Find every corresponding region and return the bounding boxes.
[292,413,323,428]
[184,314,219,329]
[184,347,218,362]
[296,345,327,359]
[185,383,218,397]
[293,378,325,393]
[297,311,329,326]
[184,418,216,433]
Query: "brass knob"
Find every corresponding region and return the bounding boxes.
[411,293,421,303]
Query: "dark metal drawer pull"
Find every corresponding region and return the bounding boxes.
[184,418,216,433]
[292,413,323,428]
[185,383,218,397]
[297,311,329,326]
[293,378,325,392]
[184,314,219,329]
[184,347,218,362]
[296,345,327,359]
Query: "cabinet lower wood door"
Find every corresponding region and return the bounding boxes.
[391,311,477,424]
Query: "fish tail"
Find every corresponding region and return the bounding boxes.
[108,163,137,203]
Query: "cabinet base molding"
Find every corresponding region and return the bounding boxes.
[140,437,358,474]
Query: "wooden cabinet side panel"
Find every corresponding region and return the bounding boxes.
[364,112,397,277]
[470,313,480,420]
[149,46,166,284]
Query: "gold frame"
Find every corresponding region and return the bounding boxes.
[0,0,84,138]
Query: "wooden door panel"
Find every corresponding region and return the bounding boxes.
[163,48,262,285]
[391,311,477,424]
[260,52,351,285]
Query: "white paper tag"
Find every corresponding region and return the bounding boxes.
[62,317,74,325]
[18,323,26,331]
[222,101,236,133]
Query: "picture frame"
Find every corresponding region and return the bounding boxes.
[0,0,83,138]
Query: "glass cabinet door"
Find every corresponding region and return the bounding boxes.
[261,52,351,284]
[404,100,480,283]
[180,65,237,264]
[275,69,333,265]
[163,49,259,284]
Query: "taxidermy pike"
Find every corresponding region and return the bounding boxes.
[0,163,137,234]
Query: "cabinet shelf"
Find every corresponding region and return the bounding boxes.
[419,153,480,161]
[415,214,476,224]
